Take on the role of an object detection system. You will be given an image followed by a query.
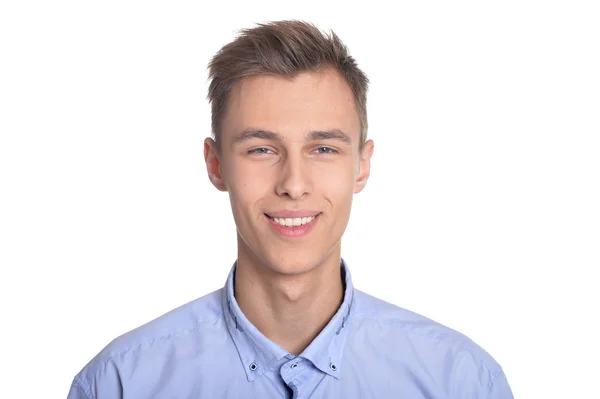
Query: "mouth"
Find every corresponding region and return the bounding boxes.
[264,213,322,238]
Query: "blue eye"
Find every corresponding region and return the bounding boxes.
[248,148,272,155]
[248,147,338,155]
[316,147,338,154]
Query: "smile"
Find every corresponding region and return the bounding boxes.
[264,213,321,238]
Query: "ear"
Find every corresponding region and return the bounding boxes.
[204,138,227,192]
[354,139,374,194]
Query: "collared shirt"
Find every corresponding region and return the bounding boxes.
[67,259,513,398]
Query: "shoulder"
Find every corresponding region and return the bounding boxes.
[92,288,224,365]
[352,289,510,396]
[72,288,224,395]
[353,289,500,366]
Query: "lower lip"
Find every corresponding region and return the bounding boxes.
[265,213,321,238]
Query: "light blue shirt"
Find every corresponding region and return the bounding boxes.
[68,259,513,398]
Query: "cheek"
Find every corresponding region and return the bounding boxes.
[227,163,272,213]
[320,163,355,193]
[318,166,355,215]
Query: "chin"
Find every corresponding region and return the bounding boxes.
[263,255,315,275]
[263,253,323,276]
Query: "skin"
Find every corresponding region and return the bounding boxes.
[203,66,374,355]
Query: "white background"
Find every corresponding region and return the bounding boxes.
[1,1,598,397]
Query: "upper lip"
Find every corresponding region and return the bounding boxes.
[265,210,321,218]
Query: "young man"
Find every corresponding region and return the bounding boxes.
[68,20,513,398]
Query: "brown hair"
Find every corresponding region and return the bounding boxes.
[207,20,369,153]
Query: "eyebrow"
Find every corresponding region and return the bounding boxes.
[232,128,353,145]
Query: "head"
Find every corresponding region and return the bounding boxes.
[204,20,374,276]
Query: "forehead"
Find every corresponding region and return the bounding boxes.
[221,67,360,142]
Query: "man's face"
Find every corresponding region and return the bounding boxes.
[204,67,373,276]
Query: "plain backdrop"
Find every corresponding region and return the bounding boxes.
[1,1,599,397]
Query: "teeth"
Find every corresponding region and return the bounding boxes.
[272,215,316,227]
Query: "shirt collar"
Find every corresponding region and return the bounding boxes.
[222,258,355,382]
[300,258,354,379]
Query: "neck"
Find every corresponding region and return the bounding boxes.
[234,244,344,355]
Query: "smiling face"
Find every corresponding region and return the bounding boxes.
[204,66,374,276]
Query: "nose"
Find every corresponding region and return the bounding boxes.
[275,152,312,200]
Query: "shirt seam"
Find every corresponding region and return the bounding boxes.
[73,376,93,399]
[361,314,466,347]
[92,316,219,385]
[448,347,502,397]
[487,368,505,396]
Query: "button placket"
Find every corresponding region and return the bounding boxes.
[280,358,304,383]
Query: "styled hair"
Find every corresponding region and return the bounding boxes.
[207,20,369,153]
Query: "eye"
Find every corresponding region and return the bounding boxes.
[248,147,274,155]
[315,147,338,154]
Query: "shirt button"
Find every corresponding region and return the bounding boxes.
[249,362,258,371]
[290,363,298,369]
[330,363,337,371]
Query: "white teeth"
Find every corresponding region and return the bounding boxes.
[272,215,316,227]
